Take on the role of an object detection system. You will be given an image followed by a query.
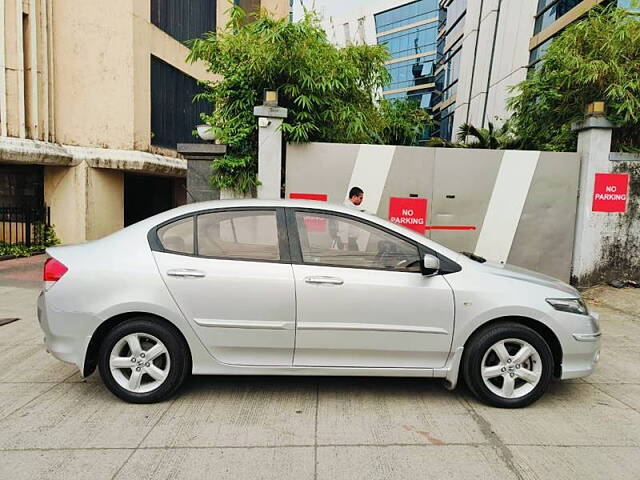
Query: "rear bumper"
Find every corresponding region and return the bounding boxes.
[37,291,91,374]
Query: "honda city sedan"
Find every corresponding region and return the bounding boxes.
[37,200,600,408]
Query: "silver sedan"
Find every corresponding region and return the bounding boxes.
[37,200,600,407]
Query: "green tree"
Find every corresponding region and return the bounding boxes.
[378,99,432,146]
[456,121,525,149]
[507,5,640,152]
[187,4,431,193]
[426,120,525,149]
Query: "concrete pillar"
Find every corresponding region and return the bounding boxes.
[85,168,124,241]
[254,105,288,199]
[186,159,220,203]
[44,162,124,244]
[44,163,88,244]
[572,115,615,284]
[177,143,227,203]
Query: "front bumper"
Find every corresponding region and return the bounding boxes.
[560,311,601,380]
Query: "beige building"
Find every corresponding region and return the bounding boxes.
[0,0,288,245]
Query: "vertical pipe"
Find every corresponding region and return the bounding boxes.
[25,207,31,246]
[16,0,26,138]
[481,0,502,128]
[464,0,484,127]
[29,0,38,139]
[46,0,53,141]
[40,0,48,140]
[0,0,7,137]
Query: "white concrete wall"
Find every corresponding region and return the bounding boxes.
[572,120,640,285]
[285,142,580,281]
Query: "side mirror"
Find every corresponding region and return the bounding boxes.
[422,254,440,276]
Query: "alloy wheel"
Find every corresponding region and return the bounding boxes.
[480,338,542,399]
[109,332,171,393]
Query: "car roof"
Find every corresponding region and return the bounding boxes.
[123,198,463,262]
[167,198,362,216]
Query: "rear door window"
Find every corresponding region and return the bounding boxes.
[157,216,194,254]
[197,210,280,261]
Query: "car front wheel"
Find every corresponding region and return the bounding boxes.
[98,317,189,403]
[463,323,554,408]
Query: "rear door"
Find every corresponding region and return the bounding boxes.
[288,208,455,368]
[152,208,296,366]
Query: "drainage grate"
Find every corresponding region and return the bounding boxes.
[0,318,19,326]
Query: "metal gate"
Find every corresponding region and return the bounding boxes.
[0,205,51,247]
[285,142,580,281]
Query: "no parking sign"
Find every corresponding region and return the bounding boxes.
[592,173,629,213]
[388,197,428,234]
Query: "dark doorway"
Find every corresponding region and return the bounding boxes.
[124,174,177,227]
[0,165,44,208]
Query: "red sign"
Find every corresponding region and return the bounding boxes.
[388,197,428,234]
[289,193,327,232]
[289,193,327,201]
[592,173,629,213]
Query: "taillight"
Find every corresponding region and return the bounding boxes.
[44,258,68,282]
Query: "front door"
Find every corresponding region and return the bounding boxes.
[153,208,295,366]
[289,209,454,368]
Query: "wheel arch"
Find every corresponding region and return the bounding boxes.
[462,316,563,378]
[83,312,192,378]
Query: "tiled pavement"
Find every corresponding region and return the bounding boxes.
[0,256,639,479]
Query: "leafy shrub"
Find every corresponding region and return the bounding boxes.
[508,5,640,152]
[187,5,432,193]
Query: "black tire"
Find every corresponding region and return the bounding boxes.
[98,317,190,404]
[462,322,554,408]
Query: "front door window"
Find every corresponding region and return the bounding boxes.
[294,211,421,272]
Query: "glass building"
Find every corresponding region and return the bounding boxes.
[430,0,466,140]
[374,0,440,139]
[354,0,636,142]
[530,0,638,69]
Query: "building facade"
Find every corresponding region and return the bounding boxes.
[322,0,439,135]
[433,0,537,140]
[0,0,288,245]
[317,0,636,141]
[435,0,637,140]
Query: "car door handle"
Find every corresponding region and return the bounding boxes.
[304,276,344,285]
[167,269,206,278]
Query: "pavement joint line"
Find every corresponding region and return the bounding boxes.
[584,381,640,385]
[588,382,640,414]
[0,381,73,384]
[109,393,179,480]
[459,395,526,480]
[0,371,78,421]
[0,318,20,326]
[313,382,319,480]
[3,443,640,453]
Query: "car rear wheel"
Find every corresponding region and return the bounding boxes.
[98,318,189,403]
[463,323,554,408]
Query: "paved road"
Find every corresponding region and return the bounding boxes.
[0,256,639,479]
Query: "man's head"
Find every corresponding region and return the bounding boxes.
[349,186,364,206]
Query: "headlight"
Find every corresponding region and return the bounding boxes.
[546,298,589,315]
